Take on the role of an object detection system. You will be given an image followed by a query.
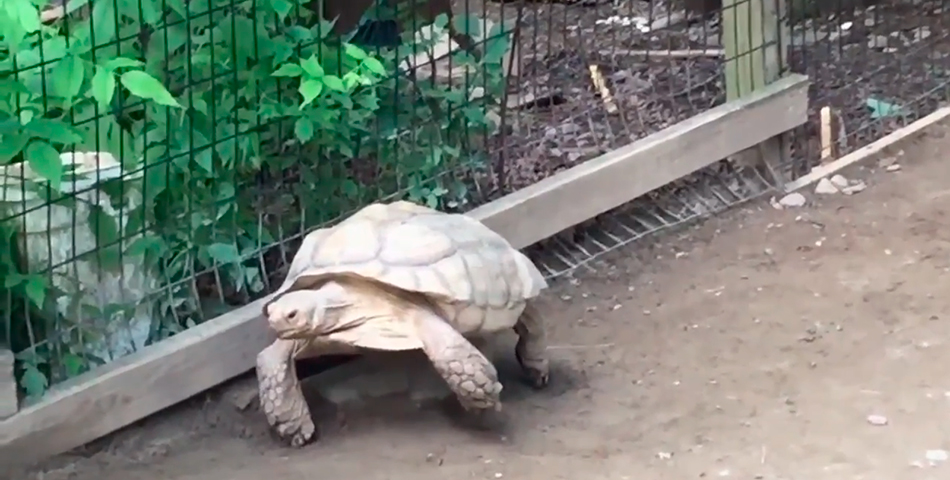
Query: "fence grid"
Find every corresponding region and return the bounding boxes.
[0,0,945,407]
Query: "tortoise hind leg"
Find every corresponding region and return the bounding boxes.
[257,339,317,447]
[413,311,504,411]
[514,301,550,389]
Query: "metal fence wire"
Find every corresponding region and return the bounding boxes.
[0,0,946,402]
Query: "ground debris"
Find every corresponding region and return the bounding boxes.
[815,178,839,194]
[866,414,888,426]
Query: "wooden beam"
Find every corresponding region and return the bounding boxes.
[0,72,809,469]
[472,74,809,249]
[722,0,790,181]
[785,106,950,192]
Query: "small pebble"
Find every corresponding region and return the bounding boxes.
[866,414,888,426]
[778,192,807,207]
[830,174,849,188]
[926,449,949,464]
[815,178,839,194]
[886,164,902,172]
[842,182,867,195]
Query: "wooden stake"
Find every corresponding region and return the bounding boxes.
[588,64,618,114]
[820,106,835,163]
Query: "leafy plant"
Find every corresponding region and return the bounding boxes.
[0,0,512,400]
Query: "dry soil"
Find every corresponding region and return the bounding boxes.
[11,125,950,480]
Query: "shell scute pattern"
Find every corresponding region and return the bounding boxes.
[279,201,543,314]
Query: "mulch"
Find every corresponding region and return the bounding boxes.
[473,0,950,197]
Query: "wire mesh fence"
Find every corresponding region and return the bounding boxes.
[783,0,950,178]
[1,0,911,405]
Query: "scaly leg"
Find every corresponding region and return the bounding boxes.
[257,339,316,447]
[514,301,549,389]
[414,310,503,412]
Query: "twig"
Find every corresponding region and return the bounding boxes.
[588,64,618,114]
[598,48,724,58]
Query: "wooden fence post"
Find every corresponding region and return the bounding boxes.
[0,348,17,419]
[722,0,790,180]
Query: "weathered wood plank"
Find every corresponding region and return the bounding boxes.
[0,72,809,469]
[471,74,809,249]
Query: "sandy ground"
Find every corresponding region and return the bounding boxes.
[10,125,950,479]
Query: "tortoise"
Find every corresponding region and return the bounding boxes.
[256,200,551,446]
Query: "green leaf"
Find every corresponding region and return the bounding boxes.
[0,134,30,163]
[25,141,63,190]
[295,117,314,142]
[22,119,83,145]
[23,275,46,307]
[323,75,345,92]
[299,55,324,78]
[344,43,367,60]
[10,0,41,33]
[866,97,906,119]
[286,26,313,42]
[268,0,293,18]
[3,273,25,289]
[102,57,144,70]
[62,353,85,377]
[452,14,482,38]
[53,55,85,103]
[361,57,387,76]
[120,70,181,108]
[207,242,241,264]
[88,205,122,270]
[91,66,117,108]
[483,25,511,65]
[343,72,359,90]
[272,63,303,77]
[298,79,323,109]
[20,364,48,398]
[127,235,165,257]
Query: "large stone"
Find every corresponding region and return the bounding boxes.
[0,349,18,419]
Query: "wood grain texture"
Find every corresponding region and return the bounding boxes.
[0,73,809,469]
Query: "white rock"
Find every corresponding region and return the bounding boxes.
[886,164,902,172]
[815,178,840,194]
[778,192,806,207]
[830,174,850,188]
[926,449,949,464]
[866,414,888,425]
[842,181,867,195]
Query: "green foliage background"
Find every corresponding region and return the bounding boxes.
[0,0,512,400]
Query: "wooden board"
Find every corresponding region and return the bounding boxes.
[472,74,810,249]
[0,73,809,469]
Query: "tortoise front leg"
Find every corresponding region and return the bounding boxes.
[414,311,504,412]
[514,301,549,389]
[257,338,317,447]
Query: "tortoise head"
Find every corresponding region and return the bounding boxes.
[264,283,349,339]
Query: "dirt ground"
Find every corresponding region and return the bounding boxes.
[10,125,950,479]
